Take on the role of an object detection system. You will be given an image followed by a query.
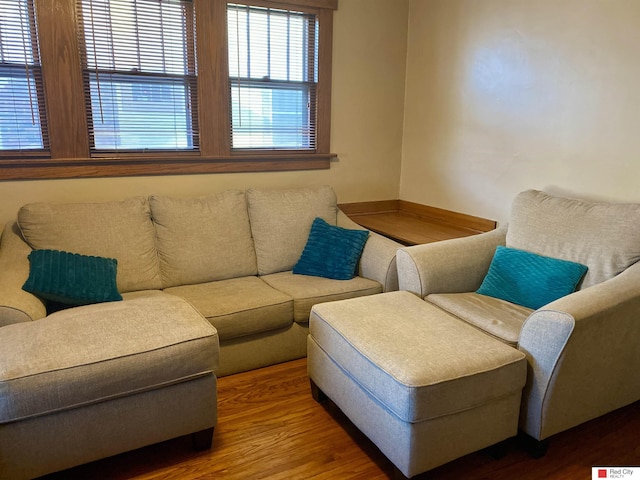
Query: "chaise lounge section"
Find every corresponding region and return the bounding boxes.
[0,293,219,480]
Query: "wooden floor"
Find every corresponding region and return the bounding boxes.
[41,358,640,480]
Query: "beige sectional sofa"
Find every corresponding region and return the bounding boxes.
[0,185,400,479]
[0,185,400,376]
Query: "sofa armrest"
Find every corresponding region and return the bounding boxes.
[396,227,507,297]
[518,261,640,440]
[337,210,401,292]
[0,221,46,326]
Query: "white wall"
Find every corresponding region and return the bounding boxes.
[401,0,640,224]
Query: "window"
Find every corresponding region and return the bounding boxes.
[0,0,48,153]
[228,4,318,151]
[77,0,198,153]
[0,0,336,180]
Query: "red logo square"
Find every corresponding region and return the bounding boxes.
[598,469,608,478]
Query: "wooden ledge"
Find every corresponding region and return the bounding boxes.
[338,200,497,246]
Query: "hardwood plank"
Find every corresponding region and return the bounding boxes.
[39,358,640,480]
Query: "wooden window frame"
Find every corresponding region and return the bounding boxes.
[0,0,337,180]
[227,3,320,152]
[77,0,201,154]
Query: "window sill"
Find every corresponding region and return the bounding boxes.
[0,153,335,180]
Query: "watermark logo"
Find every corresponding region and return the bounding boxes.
[593,467,638,479]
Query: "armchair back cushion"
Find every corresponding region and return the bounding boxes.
[506,190,640,289]
[18,197,161,293]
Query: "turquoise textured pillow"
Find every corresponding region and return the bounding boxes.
[477,246,588,310]
[23,249,122,306]
[293,217,369,280]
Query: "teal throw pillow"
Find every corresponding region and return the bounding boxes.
[23,249,123,306]
[293,217,369,280]
[477,246,588,310]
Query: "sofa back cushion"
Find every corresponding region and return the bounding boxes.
[506,190,640,289]
[18,197,161,293]
[150,191,258,288]
[247,186,338,275]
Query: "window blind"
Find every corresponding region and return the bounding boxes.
[227,3,318,151]
[76,0,198,153]
[0,0,48,152]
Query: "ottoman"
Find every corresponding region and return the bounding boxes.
[307,291,527,478]
[0,293,219,480]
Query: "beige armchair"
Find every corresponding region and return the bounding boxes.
[396,190,640,453]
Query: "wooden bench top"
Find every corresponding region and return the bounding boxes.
[339,200,497,246]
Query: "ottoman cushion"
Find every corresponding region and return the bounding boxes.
[0,294,219,424]
[309,291,527,423]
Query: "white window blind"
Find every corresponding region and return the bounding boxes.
[227,3,318,151]
[0,0,48,152]
[77,0,198,153]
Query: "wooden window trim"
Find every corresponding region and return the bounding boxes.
[0,0,337,181]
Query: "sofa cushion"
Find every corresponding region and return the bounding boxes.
[507,190,640,289]
[0,294,218,424]
[261,271,382,323]
[293,217,369,280]
[477,246,587,310]
[164,276,293,341]
[18,197,161,293]
[150,191,258,288]
[23,249,122,306]
[247,186,338,275]
[426,292,533,346]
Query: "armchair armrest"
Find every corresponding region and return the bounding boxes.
[337,210,402,292]
[396,227,507,297]
[0,221,46,326]
[518,261,640,440]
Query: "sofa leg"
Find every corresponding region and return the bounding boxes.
[192,427,215,450]
[484,438,510,459]
[518,432,549,458]
[310,379,329,403]
[391,465,410,480]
